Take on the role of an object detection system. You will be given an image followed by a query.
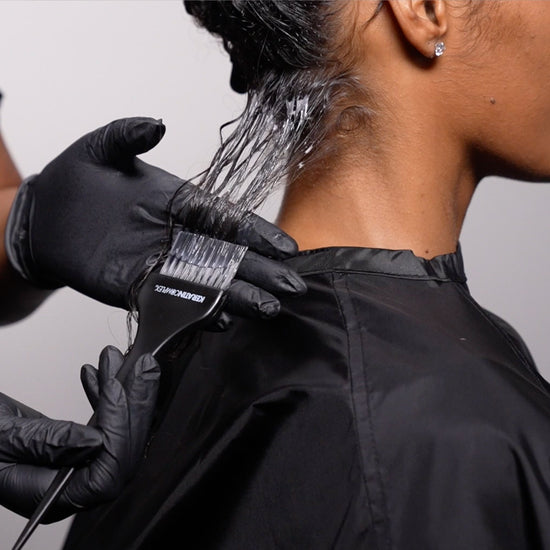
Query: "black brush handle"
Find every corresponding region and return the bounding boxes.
[12,274,225,550]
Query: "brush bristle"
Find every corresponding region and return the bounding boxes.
[160,231,247,291]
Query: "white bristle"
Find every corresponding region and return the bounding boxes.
[160,231,247,291]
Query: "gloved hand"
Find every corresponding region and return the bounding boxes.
[5,117,306,320]
[0,346,160,522]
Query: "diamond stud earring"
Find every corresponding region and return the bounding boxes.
[434,41,446,57]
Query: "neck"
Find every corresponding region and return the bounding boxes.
[277,118,477,259]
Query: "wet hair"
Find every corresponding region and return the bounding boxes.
[178,1,492,243]
[177,0,383,241]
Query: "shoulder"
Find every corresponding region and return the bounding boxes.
[481,307,550,389]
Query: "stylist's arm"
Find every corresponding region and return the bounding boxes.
[0,93,52,324]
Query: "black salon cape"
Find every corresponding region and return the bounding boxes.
[63,246,550,550]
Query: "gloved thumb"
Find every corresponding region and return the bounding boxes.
[87,117,166,165]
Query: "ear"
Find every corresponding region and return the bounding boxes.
[386,0,448,58]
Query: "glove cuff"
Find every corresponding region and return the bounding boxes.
[4,175,60,289]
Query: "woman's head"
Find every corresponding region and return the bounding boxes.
[186,1,550,180]
[352,0,550,184]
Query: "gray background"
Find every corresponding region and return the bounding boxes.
[1,1,549,548]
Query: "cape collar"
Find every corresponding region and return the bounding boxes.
[286,244,467,283]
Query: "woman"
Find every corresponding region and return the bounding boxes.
[62,1,550,549]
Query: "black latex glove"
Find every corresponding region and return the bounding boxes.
[5,117,306,319]
[0,346,160,522]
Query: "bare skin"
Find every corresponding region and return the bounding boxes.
[277,0,550,258]
[0,128,51,324]
[0,131,21,271]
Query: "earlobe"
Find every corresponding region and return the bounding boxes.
[387,0,448,59]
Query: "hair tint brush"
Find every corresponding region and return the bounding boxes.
[12,230,247,550]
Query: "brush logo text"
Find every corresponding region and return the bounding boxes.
[154,284,206,303]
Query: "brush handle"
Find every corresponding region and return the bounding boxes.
[11,466,76,550]
[12,274,225,550]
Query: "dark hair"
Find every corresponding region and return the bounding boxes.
[184,1,334,93]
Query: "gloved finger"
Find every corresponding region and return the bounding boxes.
[0,392,45,419]
[237,251,307,296]
[169,188,298,261]
[0,462,58,520]
[204,311,234,332]
[225,279,281,319]
[67,367,129,507]
[98,346,125,386]
[80,364,100,410]
[95,357,128,441]
[92,345,130,473]
[0,417,103,466]
[0,416,102,466]
[87,117,166,165]
[122,354,160,458]
[235,212,299,260]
